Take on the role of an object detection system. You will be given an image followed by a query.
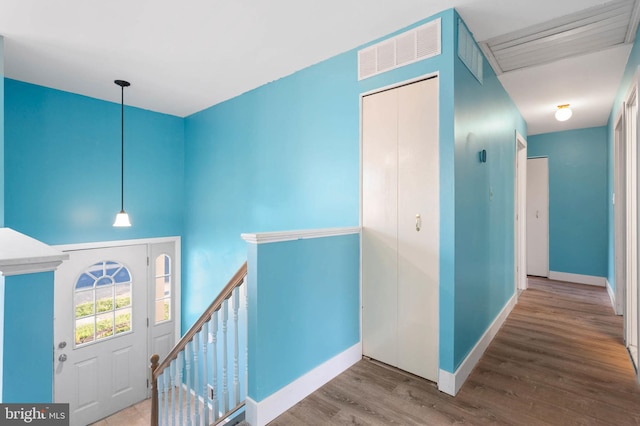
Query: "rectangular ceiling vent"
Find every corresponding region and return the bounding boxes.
[358,18,441,80]
[479,0,640,75]
[458,19,483,84]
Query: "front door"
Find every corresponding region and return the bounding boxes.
[54,245,148,426]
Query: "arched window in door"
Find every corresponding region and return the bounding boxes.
[74,261,133,346]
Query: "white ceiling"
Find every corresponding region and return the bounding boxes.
[0,0,634,135]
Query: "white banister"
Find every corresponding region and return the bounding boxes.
[185,342,192,426]
[233,286,240,406]
[151,264,247,426]
[202,321,209,426]
[222,299,229,413]
[212,312,219,420]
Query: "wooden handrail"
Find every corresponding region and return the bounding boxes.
[152,261,248,379]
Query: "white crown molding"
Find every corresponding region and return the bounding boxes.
[241,227,360,244]
[0,228,69,276]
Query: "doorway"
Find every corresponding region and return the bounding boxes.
[53,238,179,425]
[526,157,549,277]
[515,132,528,293]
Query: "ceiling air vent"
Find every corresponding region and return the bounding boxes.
[478,0,640,75]
[458,19,483,84]
[358,18,441,80]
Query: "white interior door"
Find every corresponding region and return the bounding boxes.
[396,79,439,380]
[362,87,398,367]
[526,157,549,277]
[362,77,439,382]
[54,245,148,426]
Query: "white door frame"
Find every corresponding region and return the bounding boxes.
[626,76,640,374]
[614,109,626,316]
[515,131,528,295]
[53,236,182,392]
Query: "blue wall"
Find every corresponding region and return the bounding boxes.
[607,25,640,290]
[1,36,4,227]
[529,127,608,278]
[3,272,54,402]
[247,233,360,401]
[3,80,185,402]
[4,79,184,245]
[0,36,5,400]
[183,10,456,333]
[448,17,527,371]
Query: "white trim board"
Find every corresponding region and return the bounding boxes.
[241,227,360,244]
[606,279,620,314]
[438,294,516,396]
[0,228,69,276]
[548,271,606,287]
[246,343,361,426]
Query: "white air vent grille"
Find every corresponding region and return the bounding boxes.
[458,19,483,84]
[358,18,441,80]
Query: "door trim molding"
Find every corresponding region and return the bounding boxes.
[515,131,527,295]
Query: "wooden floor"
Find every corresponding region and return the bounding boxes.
[270,277,640,425]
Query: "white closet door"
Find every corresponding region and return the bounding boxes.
[362,77,439,382]
[397,78,439,381]
[362,88,399,366]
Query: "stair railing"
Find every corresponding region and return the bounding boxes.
[151,261,248,426]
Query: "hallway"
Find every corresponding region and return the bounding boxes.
[270,277,640,425]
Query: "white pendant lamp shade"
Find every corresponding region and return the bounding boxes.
[555,104,572,122]
[113,79,132,227]
[113,211,131,227]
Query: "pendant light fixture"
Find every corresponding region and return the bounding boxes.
[113,79,132,227]
[555,104,572,122]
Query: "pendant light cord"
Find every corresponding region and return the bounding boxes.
[120,84,125,212]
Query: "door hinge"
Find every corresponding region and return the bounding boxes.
[147,318,150,327]
[147,379,149,388]
[147,256,150,266]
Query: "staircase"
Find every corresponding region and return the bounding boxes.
[150,262,248,426]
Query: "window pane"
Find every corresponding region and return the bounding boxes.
[155,298,170,323]
[96,276,112,287]
[87,263,105,278]
[114,267,131,283]
[115,283,131,308]
[95,286,114,313]
[115,308,131,334]
[75,273,95,289]
[96,312,114,340]
[164,255,171,275]
[76,317,95,345]
[75,290,94,318]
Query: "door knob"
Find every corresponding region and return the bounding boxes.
[58,354,67,362]
[416,214,422,232]
[58,341,66,349]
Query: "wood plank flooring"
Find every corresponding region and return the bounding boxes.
[270,277,640,425]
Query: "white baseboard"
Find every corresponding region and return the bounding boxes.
[548,271,606,287]
[606,279,620,314]
[438,293,516,396]
[246,342,362,426]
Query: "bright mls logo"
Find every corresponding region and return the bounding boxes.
[0,404,69,425]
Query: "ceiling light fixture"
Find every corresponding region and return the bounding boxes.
[555,104,572,122]
[113,79,132,227]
